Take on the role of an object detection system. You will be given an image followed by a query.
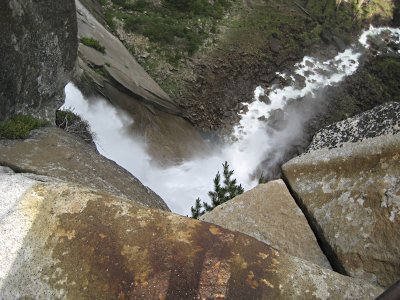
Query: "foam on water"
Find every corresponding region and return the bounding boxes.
[64,26,400,215]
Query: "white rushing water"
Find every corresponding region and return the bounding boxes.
[64,26,400,215]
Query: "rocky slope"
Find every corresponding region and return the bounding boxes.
[94,0,397,132]
[283,102,400,287]
[0,170,383,299]
[0,0,77,121]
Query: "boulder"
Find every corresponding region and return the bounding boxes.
[307,102,400,152]
[0,171,383,299]
[282,104,400,287]
[0,0,77,121]
[201,180,331,269]
[0,127,168,210]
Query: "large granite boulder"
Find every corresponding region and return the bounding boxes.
[75,0,208,165]
[0,0,77,121]
[0,127,168,210]
[282,103,400,287]
[0,170,383,299]
[76,0,178,115]
[201,180,331,269]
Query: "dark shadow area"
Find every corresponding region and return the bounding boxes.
[392,0,400,26]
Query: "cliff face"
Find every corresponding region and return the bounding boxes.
[0,0,77,121]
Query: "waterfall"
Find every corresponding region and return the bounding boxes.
[64,26,400,215]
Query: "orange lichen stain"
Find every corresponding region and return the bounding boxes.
[246,271,259,289]
[213,292,226,299]
[175,229,193,244]
[32,184,47,197]
[260,278,274,288]
[258,252,269,260]
[208,225,222,236]
[121,245,152,285]
[231,253,248,270]
[57,229,76,240]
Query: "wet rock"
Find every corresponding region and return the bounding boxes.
[0,174,383,299]
[283,105,400,287]
[259,94,271,104]
[267,109,286,130]
[0,0,77,121]
[0,127,168,210]
[201,180,331,269]
[258,115,267,122]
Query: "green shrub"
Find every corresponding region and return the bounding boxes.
[191,161,244,218]
[80,37,106,54]
[0,114,48,139]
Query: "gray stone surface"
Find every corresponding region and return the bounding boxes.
[307,102,400,152]
[0,0,77,121]
[0,173,383,299]
[283,132,400,288]
[201,180,331,269]
[0,127,168,210]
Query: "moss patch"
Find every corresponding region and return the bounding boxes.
[80,37,106,53]
[0,114,48,139]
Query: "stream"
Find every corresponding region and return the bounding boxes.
[64,26,400,215]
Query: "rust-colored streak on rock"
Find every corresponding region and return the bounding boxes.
[48,199,137,299]
[46,193,280,299]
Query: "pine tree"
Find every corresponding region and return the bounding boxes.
[191,161,244,219]
[190,198,204,219]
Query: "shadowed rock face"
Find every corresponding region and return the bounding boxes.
[201,180,331,269]
[0,127,168,210]
[283,104,400,287]
[0,172,383,299]
[0,0,77,121]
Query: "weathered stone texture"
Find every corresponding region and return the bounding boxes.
[201,180,331,269]
[307,102,400,152]
[0,172,383,299]
[0,127,168,210]
[283,132,400,287]
[0,0,77,121]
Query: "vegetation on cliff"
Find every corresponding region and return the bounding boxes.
[56,109,95,145]
[80,37,106,53]
[0,115,48,139]
[92,0,396,132]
